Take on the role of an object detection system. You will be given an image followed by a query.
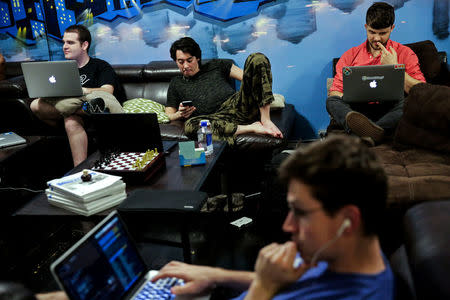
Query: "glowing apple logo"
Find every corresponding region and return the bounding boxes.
[369,80,377,88]
[49,75,56,84]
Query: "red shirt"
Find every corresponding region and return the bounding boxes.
[330,40,426,93]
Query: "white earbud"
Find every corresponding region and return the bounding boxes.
[337,218,351,237]
[310,218,351,266]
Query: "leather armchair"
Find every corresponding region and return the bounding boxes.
[390,200,450,300]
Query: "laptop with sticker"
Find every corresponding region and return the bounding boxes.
[0,132,26,148]
[21,60,83,98]
[343,64,405,103]
[50,210,209,300]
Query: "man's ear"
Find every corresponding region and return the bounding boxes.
[364,24,368,30]
[82,41,89,52]
[340,205,361,234]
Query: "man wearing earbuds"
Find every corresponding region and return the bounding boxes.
[152,135,394,299]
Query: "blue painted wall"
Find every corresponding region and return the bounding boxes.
[1,0,449,138]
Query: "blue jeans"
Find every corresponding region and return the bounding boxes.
[326,96,404,132]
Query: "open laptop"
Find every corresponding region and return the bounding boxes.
[90,113,164,154]
[21,60,83,98]
[51,210,209,300]
[0,132,26,148]
[343,64,405,103]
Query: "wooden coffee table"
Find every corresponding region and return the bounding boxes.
[14,141,226,217]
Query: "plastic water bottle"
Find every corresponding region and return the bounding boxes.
[197,120,213,156]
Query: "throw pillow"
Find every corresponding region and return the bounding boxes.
[405,40,441,82]
[394,83,450,153]
[122,98,170,124]
[270,93,285,109]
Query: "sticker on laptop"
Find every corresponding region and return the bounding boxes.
[343,67,352,76]
[394,64,405,70]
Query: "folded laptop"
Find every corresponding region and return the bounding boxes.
[342,64,405,103]
[90,113,164,153]
[50,210,209,300]
[0,132,26,148]
[21,60,83,98]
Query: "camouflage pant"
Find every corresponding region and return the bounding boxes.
[185,53,274,145]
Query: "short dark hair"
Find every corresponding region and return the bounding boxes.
[170,37,202,62]
[64,24,92,52]
[366,2,395,29]
[279,135,387,236]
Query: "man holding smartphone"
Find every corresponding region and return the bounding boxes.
[165,37,283,145]
[181,100,193,107]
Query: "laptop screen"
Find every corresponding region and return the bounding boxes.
[90,113,164,154]
[52,213,147,300]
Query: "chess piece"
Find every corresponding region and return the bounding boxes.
[81,170,92,182]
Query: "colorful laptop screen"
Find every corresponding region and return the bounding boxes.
[54,216,146,300]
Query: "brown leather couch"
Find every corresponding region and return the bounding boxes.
[0,59,295,154]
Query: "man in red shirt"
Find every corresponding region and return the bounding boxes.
[326,2,426,144]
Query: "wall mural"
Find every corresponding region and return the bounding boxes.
[0,0,449,138]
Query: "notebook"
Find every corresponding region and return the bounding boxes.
[0,132,26,148]
[50,210,209,300]
[90,113,164,154]
[21,60,83,98]
[342,64,405,103]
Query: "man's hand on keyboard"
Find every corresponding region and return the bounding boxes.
[151,261,218,296]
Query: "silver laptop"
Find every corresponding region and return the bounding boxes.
[50,210,209,300]
[21,60,83,98]
[0,132,26,148]
[343,64,405,103]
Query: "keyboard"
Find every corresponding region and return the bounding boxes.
[133,277,185,300]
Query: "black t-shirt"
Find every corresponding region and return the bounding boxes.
[166,59,235,116]
[78,57,125,102]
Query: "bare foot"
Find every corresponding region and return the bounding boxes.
[261,120,283,138]
[249,121,273,135]
[236,122,273,136]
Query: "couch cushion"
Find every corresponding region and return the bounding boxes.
[0,76,28,98]
[270,94,285,109]
[394,83,450,154]
[372,144,450,206]
[405,40,442,82]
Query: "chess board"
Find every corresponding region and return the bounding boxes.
[93,152,153,171]
[92,151,165,182]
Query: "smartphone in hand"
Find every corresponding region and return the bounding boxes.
[181,100,194,107]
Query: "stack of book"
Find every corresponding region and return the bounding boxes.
[46,170,127,216]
